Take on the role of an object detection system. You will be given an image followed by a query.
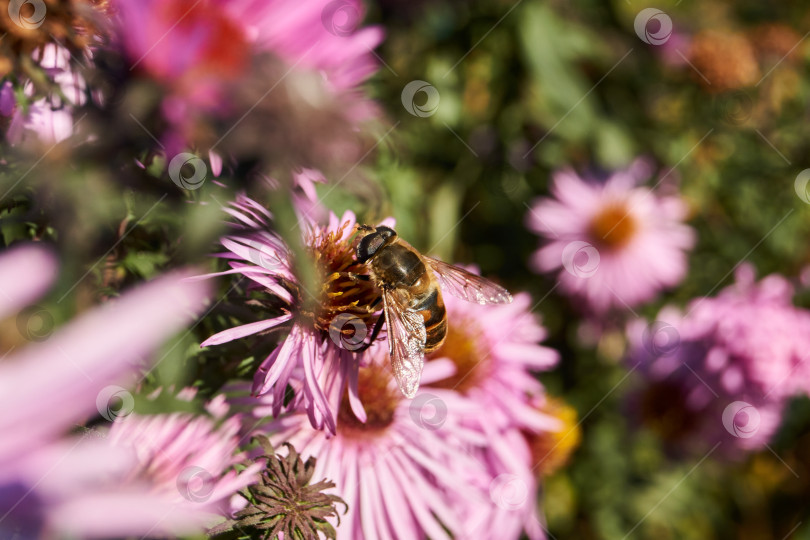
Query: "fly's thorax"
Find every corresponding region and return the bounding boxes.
[367,241,428,289]
[364,238,448,352]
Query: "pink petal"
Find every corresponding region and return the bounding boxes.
[201,313,292,347]
[0,269,212,462]
[0,244,57,319]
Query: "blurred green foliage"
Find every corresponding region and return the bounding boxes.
[3,0,810,538]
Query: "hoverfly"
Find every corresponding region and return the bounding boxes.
[354,225,512,398]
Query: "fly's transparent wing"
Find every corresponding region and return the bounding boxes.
[423,256,513,305]
[382,291,426,398]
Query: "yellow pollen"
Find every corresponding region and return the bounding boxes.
[588,203,638,250]
[296,222,379,334]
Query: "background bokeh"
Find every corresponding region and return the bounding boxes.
[351,0,810,537]
[3,0,810,538]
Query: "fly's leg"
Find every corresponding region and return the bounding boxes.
[354,308,385,352]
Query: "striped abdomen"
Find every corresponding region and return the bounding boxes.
[411,282,447,353]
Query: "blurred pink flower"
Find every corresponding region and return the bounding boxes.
[3,45,88,146]
[105,411,261,514]
[526,161,695,314]
[226,0,383,93]
[626,264,810,453]
[197,195,387,434]
[113,0,382,112]
[0,81,15,116]
[0,245,225,537]
[113,0,251,110]
[243,344,492,540]
[658,31,692,68]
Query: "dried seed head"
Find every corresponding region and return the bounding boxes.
[210,438,347,540]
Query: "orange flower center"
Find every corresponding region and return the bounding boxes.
[338,364,401,437]
[298,222,379,335]
[525,397,581,477]
[428,319,491,394]
[587,203,638,250]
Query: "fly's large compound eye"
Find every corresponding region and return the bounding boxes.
[357,233,387,263]
[376,226,396,240]
[356,226,397,263]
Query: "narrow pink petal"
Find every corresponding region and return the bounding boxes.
[387,451,453,540]
[270,351,299,417]
[252,339,291,396]
[347,355,367,423]
[301,333,336,434]
[375,455,418,540]
[363,459,395,540]
[51,491,210,538]
[201,314,292,347]
[208,150,223,177]
[358,459,381,540]
[222,207,262,228]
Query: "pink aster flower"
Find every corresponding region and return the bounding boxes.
[0,245,230,538]
[197,195,387,434]
[241,344,492,540]
[12,392,259,539]
[526,160,695,313]
[104,409,261,518]
[457,427,549,540]
[420,287,561,539]
[425,287,560,432]
[626,264,810,454]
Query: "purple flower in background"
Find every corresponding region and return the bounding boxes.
[526,160,695,314]
[110,0,383,160]
[242,344,492,540]
[627,265,810,453]
[0,245,226,537]
[198,195,388,434]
